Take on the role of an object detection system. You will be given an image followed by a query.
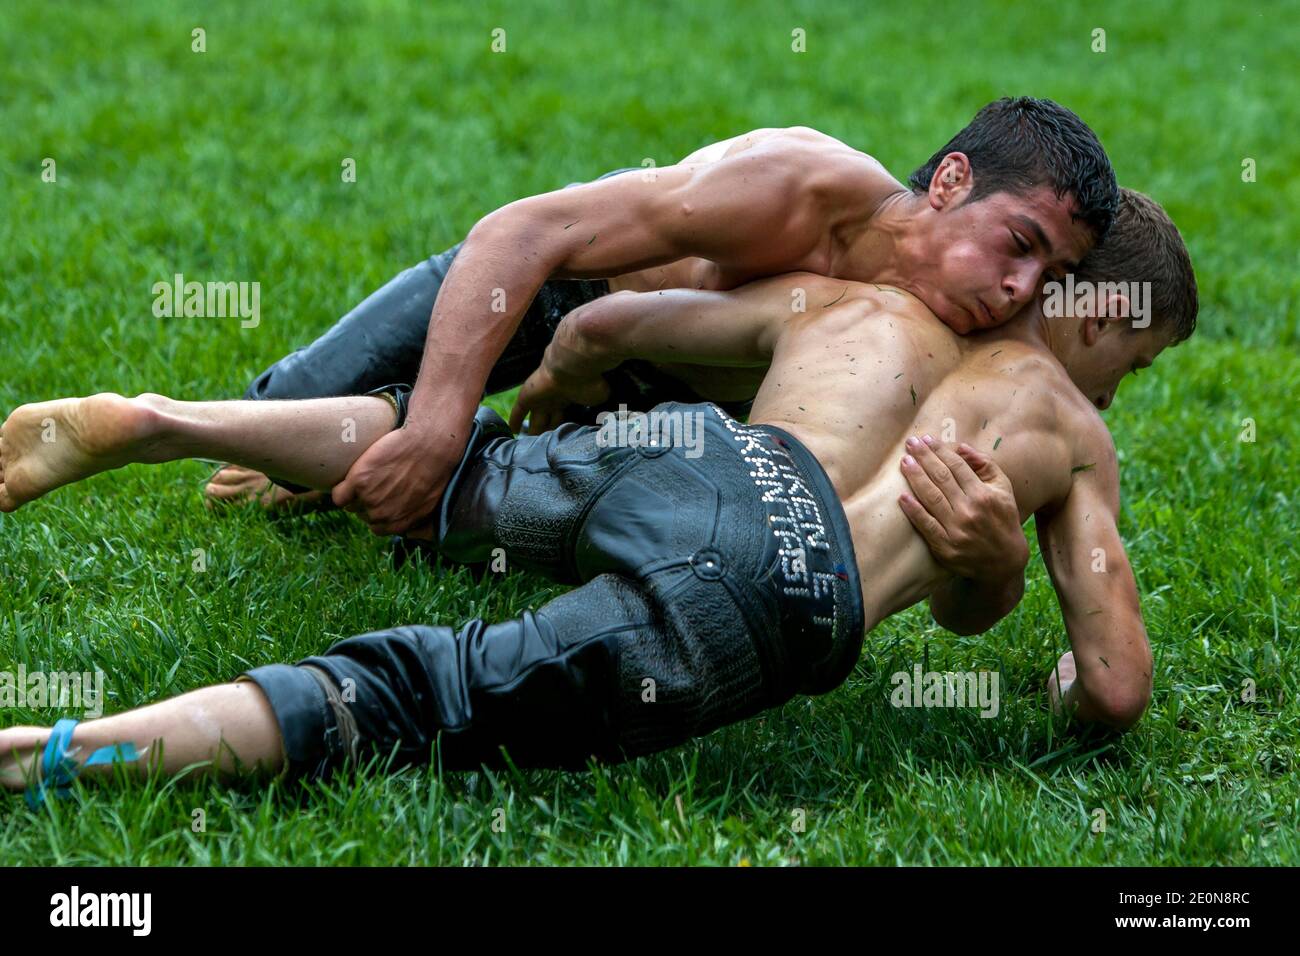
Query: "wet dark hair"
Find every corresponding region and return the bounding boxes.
[908,96,1120,241]
[1074,188,1198,344]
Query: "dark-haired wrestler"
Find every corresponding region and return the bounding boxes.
[0,189,1193,798]
[211,98,1117,546]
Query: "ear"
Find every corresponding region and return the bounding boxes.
[1102,291,1130,323]
[928,152,973,211]
[1080,309,1126,346]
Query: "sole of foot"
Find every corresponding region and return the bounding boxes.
[0,393,159,513]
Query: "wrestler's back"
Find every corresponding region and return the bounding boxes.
[606,127,900,302]
[748,288,1086,629]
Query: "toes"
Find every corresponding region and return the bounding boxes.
[204,478,239,497]
[278,488,326,505]
[217,464,265,483]
[202,470,334,513]
[0,483,13,513]
[204,481,252,505]
[207,465,257,488]
[268,486,335,513]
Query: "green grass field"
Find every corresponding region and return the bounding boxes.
[1,0,1296,865]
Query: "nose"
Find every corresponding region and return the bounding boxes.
[1094,391,1115,411]
[1003,261,1040,308]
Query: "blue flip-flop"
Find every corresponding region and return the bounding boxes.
[24,718,143,810]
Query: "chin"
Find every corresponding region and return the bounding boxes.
[910,290,963,332]
[938,301,974,334]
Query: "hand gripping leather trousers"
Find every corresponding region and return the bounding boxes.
[238,400,864,778]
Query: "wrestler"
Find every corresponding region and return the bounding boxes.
[0,189,1194,802]
[209,97,1117,542]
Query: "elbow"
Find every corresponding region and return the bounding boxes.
[929,576,1023,636]
[467,202,516,243]
[1089,668,1153,731]
[1093,690,1150,731]
[561,291,639,361]
[932,610,988,638]
[468,198,561,268]
[467,202,522,247]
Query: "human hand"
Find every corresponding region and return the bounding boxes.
[331,422,463,535]
[508,363,610,435]
[898,435,1028,584]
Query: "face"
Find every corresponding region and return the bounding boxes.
[1061,315,1173,411]
[904,154,1096,334]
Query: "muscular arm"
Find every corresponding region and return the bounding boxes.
[337,130,887,532]
[419,133,858,412]
[509,276,803,431]
[929,568,1025,636]
[557,282,792,363]
[1035,430,1153,730]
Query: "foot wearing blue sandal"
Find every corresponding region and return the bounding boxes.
[22,718,143,810]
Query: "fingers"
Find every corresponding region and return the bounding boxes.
[920,436,982,494]
[905,435,969,505]
[518,403,566,436]
[508,401,527,434]
[901,439,953,517]
[355,476,450,535]
[535,408,563,434]
[956,442,999,482]
[330,477,357,510]
[364,500,429,536]
[898,491,951,553]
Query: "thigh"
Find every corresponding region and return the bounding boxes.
[261,569,780,775]
[242,246,461,400]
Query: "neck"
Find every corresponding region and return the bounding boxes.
[839,188,928,284]
[980,300,1065,359]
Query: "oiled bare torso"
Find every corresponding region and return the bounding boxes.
[746,288,1093,627]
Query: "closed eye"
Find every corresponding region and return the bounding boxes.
[1012,229,1066,283]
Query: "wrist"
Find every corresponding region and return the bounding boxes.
[404,387,479,435]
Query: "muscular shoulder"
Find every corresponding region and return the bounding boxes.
[768,279,945,359]
[767,274,923,316]
[1029,367,1122,516]
[1062,401,1121,512]
[785,129,902,213]
[708,127,903,216]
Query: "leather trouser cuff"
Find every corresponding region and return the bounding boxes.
[237,663,360,780]
[363,383,412,429]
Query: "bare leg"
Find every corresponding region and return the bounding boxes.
[0,681,284,791]
[0,392,397,512]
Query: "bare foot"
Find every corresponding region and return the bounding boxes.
[0,393,161,512]
[203,463,334,513]
[1047,651,1078,714]
[0,726,50,792]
